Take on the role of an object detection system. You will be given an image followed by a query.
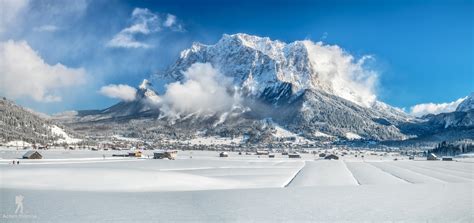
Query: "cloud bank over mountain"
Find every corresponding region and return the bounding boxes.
[158,63,240,118]
[304,41,378,107]
[409,97,467,117]
[99,84,137,101]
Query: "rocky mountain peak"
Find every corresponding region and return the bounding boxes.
[456,92,474,112]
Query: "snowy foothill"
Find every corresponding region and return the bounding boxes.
[0,148,472,222]
[50,125,82,144]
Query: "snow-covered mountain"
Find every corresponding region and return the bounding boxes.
[59,34,470,142]
[421,92,474,130]
[456,92,474,112]
[158,33,411,140]
[167,33,380,107]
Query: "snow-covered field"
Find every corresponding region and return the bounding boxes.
[0,148,472,222]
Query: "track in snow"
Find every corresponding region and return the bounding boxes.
[287,160,359,187]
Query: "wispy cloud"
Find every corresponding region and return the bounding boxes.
[163,14,176,27]
[34,24,59,32]
[409,97,467,117]
[99,84,137,101]
[107,8,183,49]
[0,40,86,102]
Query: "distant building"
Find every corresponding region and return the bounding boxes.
[427,153,438,161]
[154,150,178,160]
[288,153,301,158]
[256,150,269,155]
[324,154,339,160]
[442,157,453,161]
[128,150,142,157]
[22,151,42,159]
[219,152,229,157]
[268,154,275,158]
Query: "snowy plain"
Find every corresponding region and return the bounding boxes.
[0,148,473,222]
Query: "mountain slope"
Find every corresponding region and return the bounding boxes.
[166,33,380,107]
[456,92,474,112]
[0,97,81,145]
[61,34,470,143]
[158,33,411,140]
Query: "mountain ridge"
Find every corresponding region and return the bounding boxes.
[51,34,473,143]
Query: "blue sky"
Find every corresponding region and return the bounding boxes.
[0,0,472,114]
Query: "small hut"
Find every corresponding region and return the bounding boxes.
[256,150,269,155]
[154,150,178,160]
[129,150,142,157]
[219,152,229,157]
[23,151,42,159]
[442,157,453,161]
[268,154,275,158]
[288,153,301,158]
[324,154,339,160]
[427,153,438,161]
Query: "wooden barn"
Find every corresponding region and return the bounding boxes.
[442,157,453,161]
[154,150,178,160]
[219,152,229,157]
[427,153,438,161]
[288,153,301,158]
[23,151,42,159]
[324,154,339,160]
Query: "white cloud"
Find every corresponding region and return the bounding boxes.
[409,97,467,117]
[107,32,152,49]
[107,8,183,49]
[99,84,137,101]
[34,25,59,32]
[159,63,240,118]
[304,41,378,107]
[0,0,29,33]
[0,40,86,102]
[163,14,176,27]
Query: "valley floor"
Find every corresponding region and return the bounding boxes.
[0,149,473,222]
